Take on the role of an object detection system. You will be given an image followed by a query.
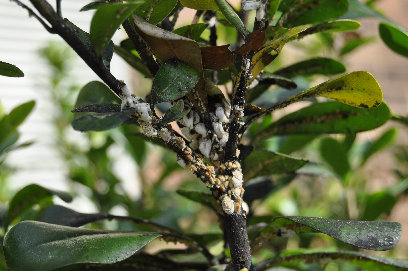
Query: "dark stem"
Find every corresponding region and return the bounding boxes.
[224,214,252,270]
[123,18,159,75]
[55,0,61,17]
[11,0,55,33]
[27,0,125,97]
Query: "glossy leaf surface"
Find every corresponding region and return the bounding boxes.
[4,221,160,271]
[151,59,199,103]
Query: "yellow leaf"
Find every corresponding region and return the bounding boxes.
[251,25,309,80]
[180,0,219,10]
[289,71,383,108]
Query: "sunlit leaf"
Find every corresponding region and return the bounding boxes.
[0,61,24,77]
[252,26,309,79]
[151,59,199,103]
[90,2,143,56]
[242,150,307,180]
[379,22,408,57]
[3,184,72,230]
[279,0,349,27]
[179,0,218,10]
[7,101,35,128]
[285,71,382,108]
[215,0,249,37]
[3,221,160,271]
[254,102,390,142]
[135,0,178,25]
[273,57,346,78]
[298,19,361,38]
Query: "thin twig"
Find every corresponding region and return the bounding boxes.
[56,0,61,17]
[20,0,126,97]
[10,0,55,33]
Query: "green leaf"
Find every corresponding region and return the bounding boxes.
[176,190,218,213]
[360,128,397,166]
[319,137,350,181]
[379,22,408,58]
[7,100,35,128]
[160,101,191,124]
[261,216,401,250]
[114,45,151,76]
[340,36,376,56]
[151,59,199,104]
[278,135,318,154]
[285,71,383,108]
[279,0,349,27]
[75,81,120,108]
[65,19,114,70]
[0,61,24,77]
[179,0,218,10]
[255,102,390,141]
[242,149,307,180]
[255,251,408,271]
[38,205,108,227]
[3,184,72,230]
[246,74,297,103]
[298,19,361,38]
[135,0,178,25]
[215,0,249,37]
[341,0,387,21]
[90,2,142,56]
[72,110,134,132]
[80,1,108,11]
[173,23,208,41]
[243,175,295,206]
[273,57,346,78]
[361,191,397,221]
[3,221,160,271]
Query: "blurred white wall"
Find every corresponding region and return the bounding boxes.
[0,1,132,196]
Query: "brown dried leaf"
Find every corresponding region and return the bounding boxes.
[201,45,234,70]
[235,30,266,56]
